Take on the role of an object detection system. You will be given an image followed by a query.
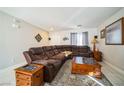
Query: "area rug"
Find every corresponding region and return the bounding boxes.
[45,60,112,86]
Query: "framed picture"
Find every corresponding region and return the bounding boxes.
[100,29,105,39]
[35,34,42,42]
[105,17,124,45]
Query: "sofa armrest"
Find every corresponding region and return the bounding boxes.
[44,64,56,82]
[23,51,32,64]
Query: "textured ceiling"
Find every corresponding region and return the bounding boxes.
[0,7,122,31]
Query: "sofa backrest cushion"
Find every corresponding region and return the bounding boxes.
[29,47,48,60]
[65,46,72,51]
[44,46,52,51]
[72,45,77,52]
[53,49,59,54]
[29,47,42,55]
[55,46,61,53]
[77,46,90,53]
[51,46,59,54]
[45,50,55,58]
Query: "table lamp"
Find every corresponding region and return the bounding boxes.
[91,37,98,52]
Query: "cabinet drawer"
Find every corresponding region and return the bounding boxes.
[32,70,43,82]
[16,73,31,81]
[16,78,31,86]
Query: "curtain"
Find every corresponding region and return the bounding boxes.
[70,32,88,46]
[82,32,89,45]
[70,33,77,45]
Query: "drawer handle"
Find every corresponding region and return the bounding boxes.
[27,83,30,85]
[26,77,29,79]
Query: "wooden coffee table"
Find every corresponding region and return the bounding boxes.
[71,57,102,79]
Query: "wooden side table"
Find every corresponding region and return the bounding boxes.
[15,64,44,86]
[94,51,102,62]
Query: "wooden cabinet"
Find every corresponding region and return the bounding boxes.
[15,64,44,86]
[94,51,102,62]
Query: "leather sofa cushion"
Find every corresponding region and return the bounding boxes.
[53,49,59,55]
[79,53,90,56]
[51,53,65,60]
[32,59,60,66]
[29,47,43,55]
[44,46,52,51]
[45,51,55,58]
[73,46,90,53]
[29,48,48,61]
[78,48,88,53]
[64,47,71,51]
[48,61,61,71]
[55,46,61,53]
[32,59,61,71]
[32,59,49,66]
[51,45,56,49]
[30,54,48,61]
[72,52,90,57]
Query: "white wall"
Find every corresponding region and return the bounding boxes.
[0,11,49,69]
[98,8,124,72]
[49,28,98,48]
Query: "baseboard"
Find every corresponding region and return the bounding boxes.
[103,59,124,76]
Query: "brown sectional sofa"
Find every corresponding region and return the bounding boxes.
[23,45,93,82]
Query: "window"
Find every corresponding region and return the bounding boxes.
[82,32,89,45]
[70,33,77,45]
[70,32,88,46]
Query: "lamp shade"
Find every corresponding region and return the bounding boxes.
[91,38,98,44]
